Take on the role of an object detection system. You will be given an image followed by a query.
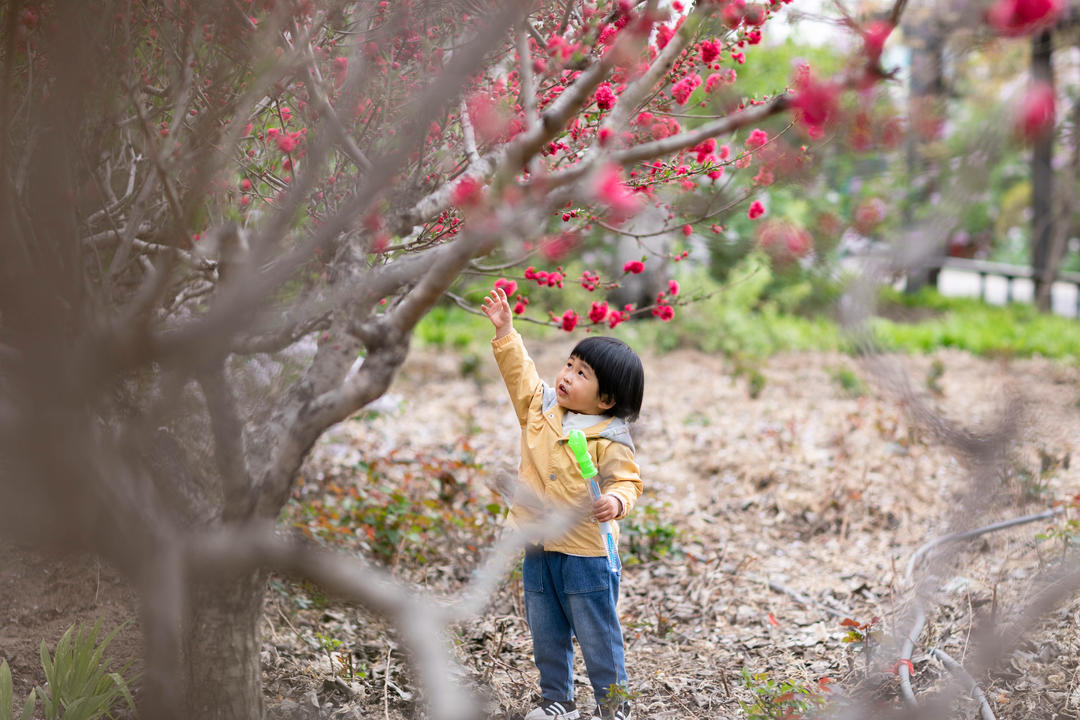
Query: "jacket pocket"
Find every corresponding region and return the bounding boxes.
[562,555,610,594]
[522,546,544,593]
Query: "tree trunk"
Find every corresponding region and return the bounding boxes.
[184,571,268,719]
[1031,29,1056,312]
[902,23,947,293]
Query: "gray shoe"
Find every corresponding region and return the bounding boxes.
[524,699,580,720]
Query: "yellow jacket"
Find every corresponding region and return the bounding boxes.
[492,330,643,556]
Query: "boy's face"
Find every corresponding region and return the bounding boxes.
[555,355,614,416]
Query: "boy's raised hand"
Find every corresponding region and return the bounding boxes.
[481,286,513,339]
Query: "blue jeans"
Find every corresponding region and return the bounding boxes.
[522,548,628,707]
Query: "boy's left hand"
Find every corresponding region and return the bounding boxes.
[593,494,621,523]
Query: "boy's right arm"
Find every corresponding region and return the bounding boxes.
[482,286,540,425]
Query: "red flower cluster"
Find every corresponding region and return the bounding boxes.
[671,73,702,105]
[559,309,579,332]
[861,21,893,64]
[595,83,617,111]
[747,200,766,219]
[594,164,640,218]
[451,177,484,208]
[987,0,1063,36]
[580,270,601,291]
[524,266,564,288]
[791,74,840,132]
[651,304,675,321]
[608,305,632,329]
[1016,82,1056,141]
[745,128,769,149]
[588,301,609,324]
[513,296,529,315]
[699,39,722,64]
[494,278,518,297]
[757,219,813,263]
[623,260,645,274]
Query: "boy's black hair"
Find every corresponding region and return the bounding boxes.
[570,336,644,422]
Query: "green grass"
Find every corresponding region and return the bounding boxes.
[873,287,1080,362]
[416,267,1080,364]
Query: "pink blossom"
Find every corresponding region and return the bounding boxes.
[608,310,628,329]
[718,144,731,160]
[1016,82,1056,141]
[987,0,1063,36]
[792,75,840,131]
[240,178,252,191]
[692,138,716,163]
[542,232,578,261]
[672,74,702,105]
[668,280,680,296]
[743,3,766,26]
[623,260,645,274]
[861,21,893,63]
[451,176,484,208]
[682,224,693,236]
[651,304,675,321]
[731,51,746,65]
[757,219,813,262]
[588,301,609,324]
[495,278,518,297]
[722,0,745,27]
[746,128,768,149]
[276,133,299,154]
[333,56,349,87]
[699,39,721,64]
[853,198,887,234]
[594,164,640,217]
[559,310,579,332]
[747,200,766,220]
[656,24,676,49]
[513,297,529,315]
[595,83,617,111]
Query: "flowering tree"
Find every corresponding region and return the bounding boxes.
[0,0,1071,718]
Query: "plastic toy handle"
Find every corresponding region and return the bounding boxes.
[567,429,597,479]
[570,430,620,573]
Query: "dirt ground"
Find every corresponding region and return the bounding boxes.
[3,340,1079,719]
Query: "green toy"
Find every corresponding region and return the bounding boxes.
[568,429,621,573]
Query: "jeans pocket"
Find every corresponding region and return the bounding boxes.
[562,555,610,594]
[522,546,544,593]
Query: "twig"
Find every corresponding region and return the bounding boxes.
[745,572,852,619]
[929,647,996,720]
[383,646,392,720]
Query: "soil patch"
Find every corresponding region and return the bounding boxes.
[2,343,1078,720]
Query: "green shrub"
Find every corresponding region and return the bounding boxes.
[36,620,136,720]
[2,620,136,720]
[0,660,36,720]
[621,502,681,564]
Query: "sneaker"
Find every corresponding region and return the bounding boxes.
[524,699,580,720]
[591,703,631,720]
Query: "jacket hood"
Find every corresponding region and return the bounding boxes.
[541,382,635,453]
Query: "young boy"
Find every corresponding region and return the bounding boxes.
[481,286,644,720]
